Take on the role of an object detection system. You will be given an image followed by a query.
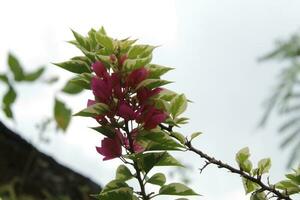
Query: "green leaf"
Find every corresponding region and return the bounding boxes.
[71,29,90,51]
[250,192,267,200]
[286,168,300,185]
[74,102,109,117]
[3,86,17,107]
[71,56,92,66]
[23,67,45,81]
[242,178,259,194]
[61,79,84,94]
[119,39,138,53]
[157,89,178,101]
[236,147,252,173]
[275,180,300,194]
[147,173,166,186]
[0,74,9,84]
[124,55,152,71]
[2,105,13,119]
[95,32,114,51]
[116,165,133,181]
[139,151,183,173]
[146,64,174,79]
[137,130,184,151]
[90,125,115,138]
[2,85,16,119]
[159,183,199,196]
[190,132,202,141]
[99,180,133,200]
[69,73,92,89]
[54,98,71,131]
[132,195,139,200]
[87,28,97,50]
[170,94,187,118]
[127,45,155,59]
[53,60,91,74]
[236,147,250,162]
[136,79,172,90]
[8,53,24,81]
[170,132,186,144]
[98,26,107,35]
[174,117,189,125]
[153,98,170,112]
[257,158,271,175]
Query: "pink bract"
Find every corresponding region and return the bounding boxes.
[92,61,109,79]
[117,102,138,121]
[96,135,122,161]
[91,76,112,104]
[126,67,149,88]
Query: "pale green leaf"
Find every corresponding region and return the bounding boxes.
[258,158,271,175]
[54,98,71,131]
[170,94,188,118]
[73,103,109,117]
[8,53,24,81]
[159,183,199,196]
[147,173,166,186]
[136,79,172,90]
[116,165,133,181]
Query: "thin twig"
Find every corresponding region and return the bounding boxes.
[186,141,291,200]
[159,124,292,200]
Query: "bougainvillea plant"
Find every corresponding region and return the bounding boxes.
[55,27,299,200]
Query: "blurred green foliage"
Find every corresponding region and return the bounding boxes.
[0,53,84,133]
[260,33,300,167]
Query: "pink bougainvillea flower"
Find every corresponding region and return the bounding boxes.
[138,106,167,130]
[137,87,163,104]
[96,135,122,161]
[126,67,149,87]
[92,61,109,79]
[117,101,138,121]
[91,76,112,104]
[123,129,144,153]
[111,73,123,99]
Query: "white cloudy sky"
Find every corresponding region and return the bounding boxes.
[1,0,300,200]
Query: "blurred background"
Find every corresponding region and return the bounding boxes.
[1,0,300,199]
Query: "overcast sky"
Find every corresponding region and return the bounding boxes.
[1,0,300,199]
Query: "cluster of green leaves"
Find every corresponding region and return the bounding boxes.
[56,27,198,200]
[236,147,271,199]
[276,167,300,195]
[0,53,83,133]
[260,33,300,167]
[0,53,45,119]
[235,147,300,199]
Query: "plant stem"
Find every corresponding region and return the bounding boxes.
[159,124,292,200]
[124,122,148,200]
[186,141,292,200]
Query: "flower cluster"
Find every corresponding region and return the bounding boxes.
[89,59,167,160]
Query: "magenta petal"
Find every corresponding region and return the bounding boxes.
[137,88,163,104]
[92,61,109,78]
[91,77,112,103]
[127,67,149,87]
[96,135,122,161]
[111,73,123,99]
[144,112,167,129]
[87,99,96,107]
[117,102,137,121]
